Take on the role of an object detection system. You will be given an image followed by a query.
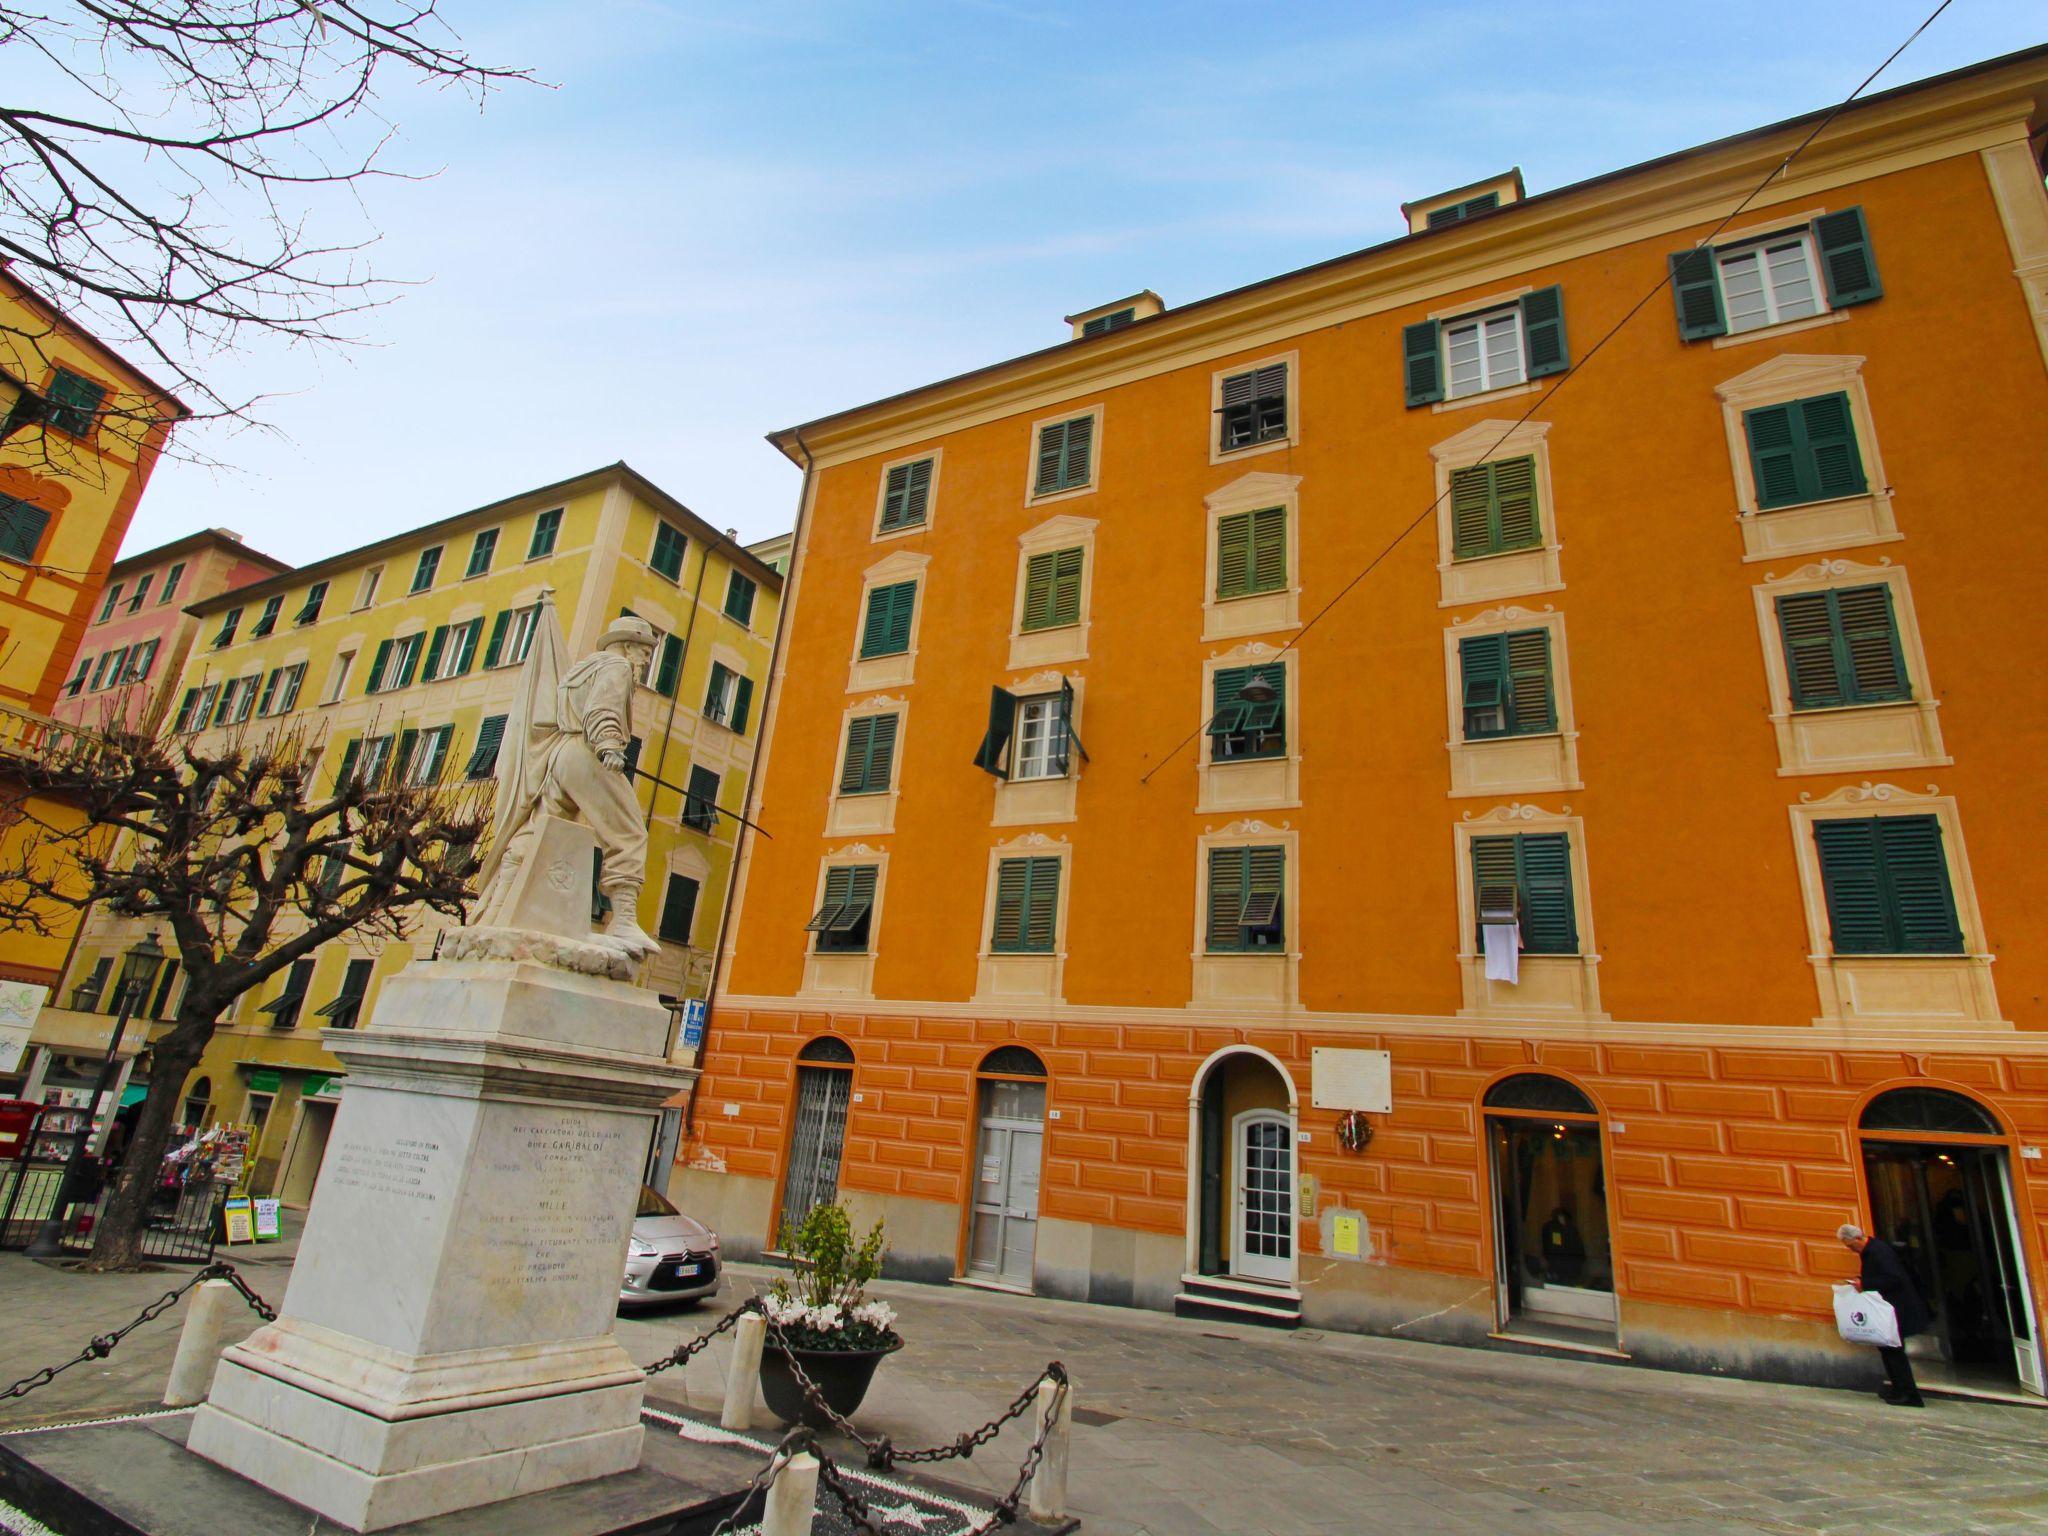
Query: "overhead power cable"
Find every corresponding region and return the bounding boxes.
[1140,0,1957,785]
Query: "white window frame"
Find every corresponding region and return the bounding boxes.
[1010,695,1067,783]
[1444,307,1525,400]
[357,734,394,786]
[640,626,670,689]
[1715,231,1826,335]
[703,662,740,726]
[502,605,541,668]
[323,651,355,704]
[353,566,382,611]
[373,632,422,693]
[406,725,453,785]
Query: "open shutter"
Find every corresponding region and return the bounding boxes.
[1216,511,1252,596]
[1449,465,1496,557]
[1797,393,1866,501]
[257,669,281,717]
[1517,833,1578,954]
[731,675,753,734]
[1836,585,1907,702]
[1743,404,1804,509]
[1505,629,1554,733]
[1776,592,1845,707]
[394,636,421,688]
[1668,248,1727,340]
[365,639,392,694]
[973,685,1018,777]
[1812,206,1881,308]
[395,728,419,785]
[1206,847,1247,952]
[840,716,875,794]
[1877,816,1963,954]
[1814,818,1889,953]
[482,611,509,669]
[1402,319,1443,406]
[1241,845,1284,933]
[1492,457,1540,550]
[468,714,506,778]
[1055,677,1086,769]
[1469,836,1520,947]
[422,626,447,681]
[1459,634,1507,737]
[333,738,361,791]
[1520,285,1568,377]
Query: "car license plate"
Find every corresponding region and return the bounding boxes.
[675,1263,704,1278]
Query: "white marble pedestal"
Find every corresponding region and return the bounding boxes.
[188,901,691,1531]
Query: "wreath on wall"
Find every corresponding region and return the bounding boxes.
[1336,1110,1374,1153]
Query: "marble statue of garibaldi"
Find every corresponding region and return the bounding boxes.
[470,607,663,960]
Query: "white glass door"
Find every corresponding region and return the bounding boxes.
[968,1079,1044,1288]
[1232,1111,1293,1283]
[1996,1156,2044,1396]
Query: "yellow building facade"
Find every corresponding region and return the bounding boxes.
[44,463,782,1197]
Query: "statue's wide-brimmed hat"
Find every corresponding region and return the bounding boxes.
[601,615,658,650]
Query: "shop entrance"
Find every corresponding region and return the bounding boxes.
[1860,1088,2041,1398]
[1486,1074,1616,1345]
[965,1047,1046,1289]
[776,1037,853,1247]
[278,1097,336,1207]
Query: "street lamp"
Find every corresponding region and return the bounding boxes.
[25,931,168,1258]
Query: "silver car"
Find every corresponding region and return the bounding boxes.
[620,1183,721,1307]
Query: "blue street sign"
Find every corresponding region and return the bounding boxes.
[681,999,707,1047]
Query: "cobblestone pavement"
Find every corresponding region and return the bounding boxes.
[6,1244,2046,1535]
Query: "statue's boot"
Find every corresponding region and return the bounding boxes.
[604,910,662,961]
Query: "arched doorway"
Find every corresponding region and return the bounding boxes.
[181,1075,212,1130]
[964,1046,1046,1290]
[1484,1073,1616,1345]
[1859,1086,2041,1397]
[775,1036,854,1248]
[1190,1049,1296,1288]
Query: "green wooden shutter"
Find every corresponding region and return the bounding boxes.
[1469,836,1520,946]
[726,572,757,625]
[482,611,509,669]
[452,619,480,677]
[1034,422,1067,495]
[1812,206,1881,308]
[1061,415,1093,489]
[1017,545,1084,630]
[257,669,281,716]
[1520,286,1568,377]
[1517,833,1578,954]
[1797,393,1866,501]
[1776,592,1846,707]
[0,497,51,561]
[1242,845,1284,938]
[881,458,933,531]
[703,661,728,717]
[467,715,506,778]
[1023,857,1060,951]
[992,856,1060,953]
[334,738,361,791]
[1505,629,1555,734]
[1403,319,1443,406]
[1459,634,1507,738]
[1877,816,1963,954]
[973,685,1017,777]
[1836,585,1907,703]
[1668,248,1727,340]
[395,728,419,784]
[1743,403,1805,509]
[365,639,392,694]
[839,716,875,794]
[731,675,754,734]
[655,633,682,696]
[1247,506,1285,592]
[1047,546,1084,627]
[422,626,447,681]
[1206,847,1247,952]
[394,635,421,687]
[1021,550,1059,630]
[864,713,898,791]
[861,580,915,657]
[1813,818,1889,953]
[1216,511,1253,597]
[1449,465,1496,558]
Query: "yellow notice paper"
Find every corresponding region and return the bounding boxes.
[222,1197,254,1245]
[1332,1214,1360,1257]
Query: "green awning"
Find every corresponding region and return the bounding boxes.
[119,1085,147,1107]
[246,1068,282,1093]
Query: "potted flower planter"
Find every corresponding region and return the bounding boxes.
[759,1335,904,1427]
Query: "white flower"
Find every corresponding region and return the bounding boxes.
[852,1301,897,1331]
[763,1294,809,1326]
[806,1302,844,1332]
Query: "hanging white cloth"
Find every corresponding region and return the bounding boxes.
[1482,921,1521,984]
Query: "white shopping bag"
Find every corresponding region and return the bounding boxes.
[1833,1283,1901,1349]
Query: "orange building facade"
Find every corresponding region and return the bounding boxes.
[681,50,2048,1397]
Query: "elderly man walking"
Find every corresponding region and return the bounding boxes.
[1838,1223,1932,1407]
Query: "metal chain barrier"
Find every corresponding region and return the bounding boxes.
[709,1423,820,1536]
[1,1260,275,1404]
[641,1294,755,1376]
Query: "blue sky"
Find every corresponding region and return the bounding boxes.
[103,0,2043,562]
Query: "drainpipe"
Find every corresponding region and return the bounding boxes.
[684,428,813,1137]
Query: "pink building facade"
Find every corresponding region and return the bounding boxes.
[52,528,290,732]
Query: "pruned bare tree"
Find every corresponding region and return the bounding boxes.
[0,709,490,1269]
[0,1,531,480]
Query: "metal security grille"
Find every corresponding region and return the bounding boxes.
[1241,1119,1292,1261]
[779,1065,851,1242]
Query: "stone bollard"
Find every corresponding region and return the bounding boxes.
[722,1311,766,1431]
[163,1280,245,1408]
[759,1449,818,1536]
[1026,1376,1072,1522]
